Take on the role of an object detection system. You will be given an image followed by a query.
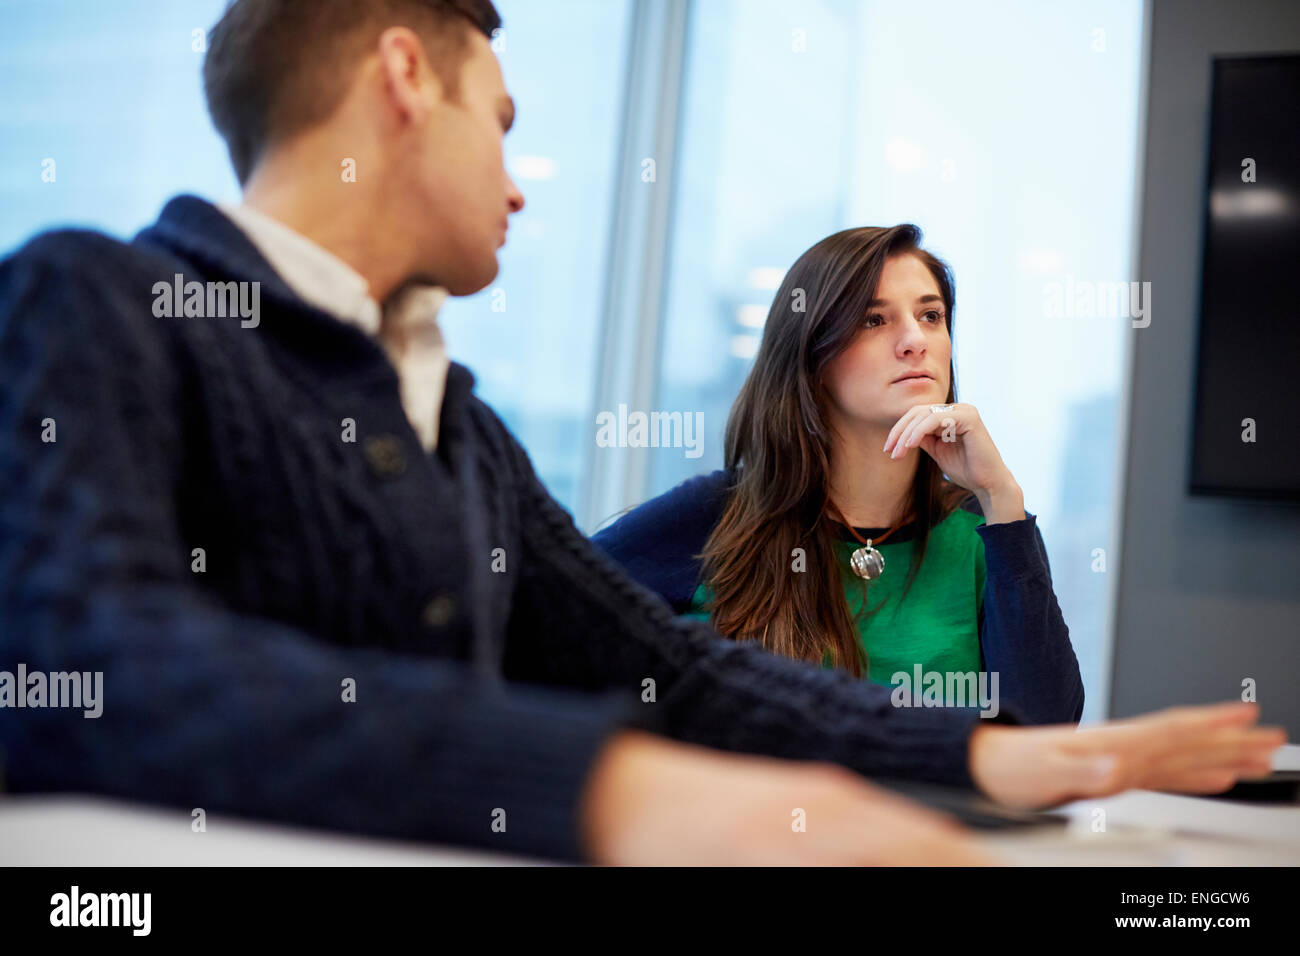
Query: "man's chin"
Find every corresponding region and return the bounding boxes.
[442,258,500,297]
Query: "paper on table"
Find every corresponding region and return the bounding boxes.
[1060,790,1300,849]
[1273,743,1300,772]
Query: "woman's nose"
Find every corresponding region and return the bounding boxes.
[896,318,927,356]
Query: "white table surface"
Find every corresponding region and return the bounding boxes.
[980,790,1300,865]
[2,788,1296,866]
[0,795,541,866]
[5,745,1298,866]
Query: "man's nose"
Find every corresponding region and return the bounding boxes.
[506,174,525,214]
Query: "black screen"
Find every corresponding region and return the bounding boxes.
[1190,54,1300,499]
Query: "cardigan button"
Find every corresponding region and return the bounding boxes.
[422,593,457,629]
[364,435,407,478]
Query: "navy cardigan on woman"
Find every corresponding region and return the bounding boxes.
[593,470,1085,725]
[0,195,1028,864]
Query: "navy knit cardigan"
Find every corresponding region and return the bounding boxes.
[593,471,1085,726]
[2,196,1016,862]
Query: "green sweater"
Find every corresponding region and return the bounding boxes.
[684,508,987,688]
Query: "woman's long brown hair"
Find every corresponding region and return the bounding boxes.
[700,225,971,677]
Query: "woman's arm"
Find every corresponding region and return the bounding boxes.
[888,404,1085,724]
[975,507,1086,725]
[590,469,731,612]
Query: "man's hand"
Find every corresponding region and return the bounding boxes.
[580,731,995,866]
[969,701,1284,808]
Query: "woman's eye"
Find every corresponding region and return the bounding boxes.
[923,310,945,324]
[864,314,884,328]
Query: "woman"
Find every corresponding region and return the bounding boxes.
[594,224,1084,724]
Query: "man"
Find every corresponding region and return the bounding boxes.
[0,0,1282,865]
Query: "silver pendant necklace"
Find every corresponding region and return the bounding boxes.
[849,541,886,580]
[830,501,911,580]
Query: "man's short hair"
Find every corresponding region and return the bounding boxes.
[203,0,502,186]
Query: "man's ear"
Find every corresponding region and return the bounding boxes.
[376,26,441,124]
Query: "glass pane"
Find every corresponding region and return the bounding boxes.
[0,0,237,251]
[437,0,633,513]
[651,0,1145,722]
[0,0,632,520]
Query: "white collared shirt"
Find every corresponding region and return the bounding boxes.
[219,202,450,452]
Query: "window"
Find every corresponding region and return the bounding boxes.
[645,0,1144,720]
[0,0,633,516]
[438,0,633,510]
[0,0,236,252]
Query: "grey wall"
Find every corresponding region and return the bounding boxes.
[1112,0,1300,735]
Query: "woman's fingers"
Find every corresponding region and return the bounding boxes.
[891,407,964,459]
[892,413,941,459]
[883,405,933,455]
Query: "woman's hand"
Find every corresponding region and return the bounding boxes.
[968,702,1285,809]
[883,402,1025,523]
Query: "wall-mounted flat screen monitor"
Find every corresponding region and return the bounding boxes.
[1190,54,1300,499]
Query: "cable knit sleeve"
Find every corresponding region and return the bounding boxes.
[0,240,641,862]
[501,432,1017,789]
